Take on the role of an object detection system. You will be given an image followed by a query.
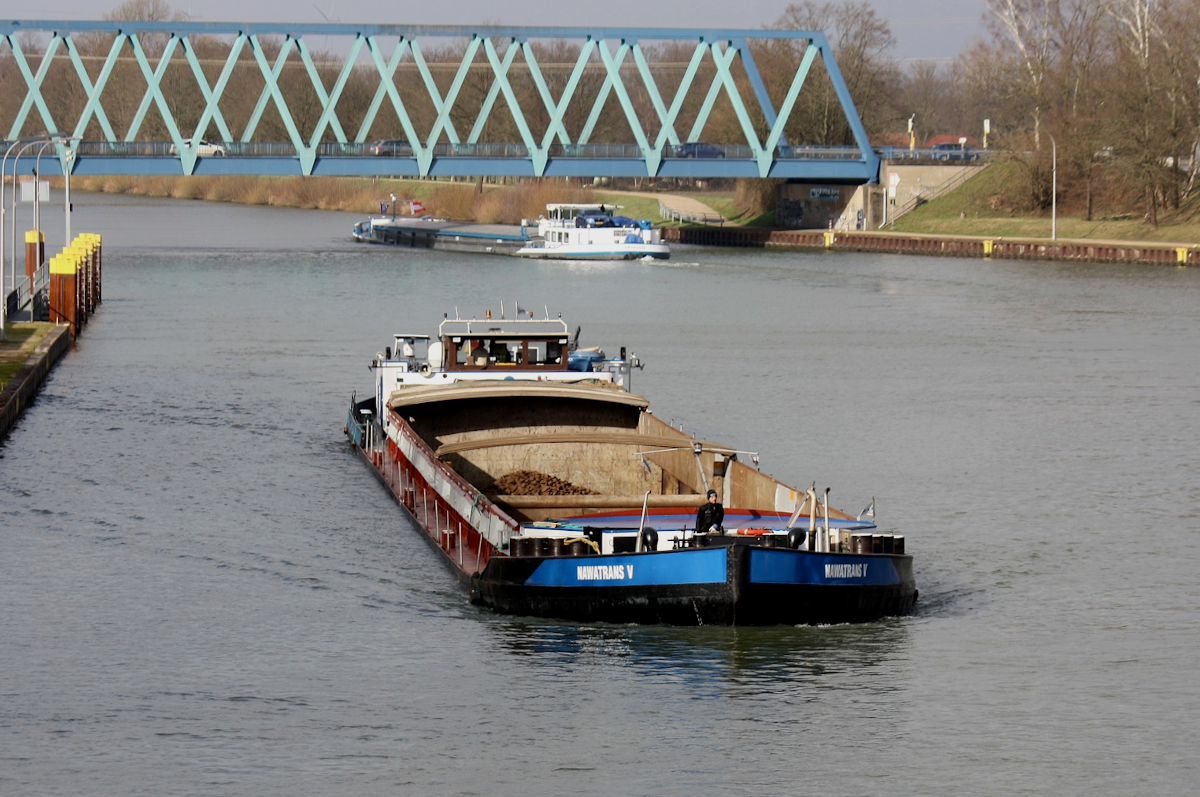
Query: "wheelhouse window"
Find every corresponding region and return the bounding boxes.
[443,336,569,371]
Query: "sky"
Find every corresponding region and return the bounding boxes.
[10,0,991,63]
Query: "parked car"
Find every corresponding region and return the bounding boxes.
[169,138,225,157]
[673,141,725,158]
[370,139,413,156]
[931,142,977,161]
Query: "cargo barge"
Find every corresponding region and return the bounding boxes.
[352,204,669,260]
[345,311,916,625]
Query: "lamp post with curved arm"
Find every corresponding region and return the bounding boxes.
[2,137,69,339]
[32,140,60,252]
[2,137,49,341]
[1049,132,1057,241]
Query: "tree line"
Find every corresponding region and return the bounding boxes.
[816,0,1200,227]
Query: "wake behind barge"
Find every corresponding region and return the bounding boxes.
[346,312,915,625]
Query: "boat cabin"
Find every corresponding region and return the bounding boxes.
[543,203,616,224]
[369,314,645,422]
[439,316,571,371]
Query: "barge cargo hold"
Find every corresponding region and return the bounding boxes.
[351,216,531,255]
[345,312,916,626]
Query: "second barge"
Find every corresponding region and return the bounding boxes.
[352,204,670,260]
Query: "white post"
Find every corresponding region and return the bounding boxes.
[34,146,44,249]
[1050,133,1058,241]
[65,150,74,245]
[1,142,10,341]
[8,145,25,307]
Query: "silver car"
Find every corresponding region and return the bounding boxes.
[169,139,226,157]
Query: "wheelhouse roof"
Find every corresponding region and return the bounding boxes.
[387,380,649,410]
[439,317,570,340]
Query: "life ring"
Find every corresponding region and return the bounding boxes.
[732,527,772,536]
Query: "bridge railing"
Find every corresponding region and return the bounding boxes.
[70,140,878,161]
[877,147,996,163]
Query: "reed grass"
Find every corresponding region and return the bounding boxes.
[68,175,609,221]
[734,178,781,217]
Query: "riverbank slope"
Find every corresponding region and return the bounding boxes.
[67,169,1200,246]
[889,159,1200,244]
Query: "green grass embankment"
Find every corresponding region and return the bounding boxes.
[891,160,1200,243]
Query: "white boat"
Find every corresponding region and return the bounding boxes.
[515,204,670,260]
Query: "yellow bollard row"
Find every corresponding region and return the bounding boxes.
[46,233,102,337]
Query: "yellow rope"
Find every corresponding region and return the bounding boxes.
[561,536,600,554]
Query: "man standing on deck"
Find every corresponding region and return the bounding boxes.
[696,489,724,535]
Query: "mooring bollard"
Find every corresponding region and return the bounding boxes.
[49,253,78,336]
[25,230,43,287]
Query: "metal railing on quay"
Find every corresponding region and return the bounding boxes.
[13,262,48,313]
[658,199,724,226]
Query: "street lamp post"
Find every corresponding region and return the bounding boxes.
[64,149,75,244]
[7,142,39,313]
[2,138,49,341]
[1049,132,1058,241]
[1,136,63,339]
[1,141,16,341]
[32,140,60,250]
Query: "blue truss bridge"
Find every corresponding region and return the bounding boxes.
[1,20,880,183]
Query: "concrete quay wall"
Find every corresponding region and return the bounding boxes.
[0,326,71,443]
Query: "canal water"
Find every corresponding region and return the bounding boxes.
[2,192,1198,795]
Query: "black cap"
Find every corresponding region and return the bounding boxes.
[707,489,718,497]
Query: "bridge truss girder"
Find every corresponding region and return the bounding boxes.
[1,21,880,183]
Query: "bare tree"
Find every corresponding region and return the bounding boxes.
[770,1,899,143]
[1108,0,1171,226]
[985,0,1065,143]
[1160,0,1200,200]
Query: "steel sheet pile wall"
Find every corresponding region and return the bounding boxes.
[666,227,1195,265]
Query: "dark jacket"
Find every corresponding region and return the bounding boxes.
[695,501,724,534]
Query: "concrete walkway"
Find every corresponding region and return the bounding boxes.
[603,190,724,224]
[0,324,52,391]
[1,323,70,442]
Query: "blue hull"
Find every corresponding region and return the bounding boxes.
[471,543,917,626]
